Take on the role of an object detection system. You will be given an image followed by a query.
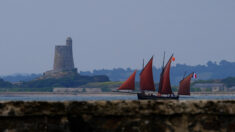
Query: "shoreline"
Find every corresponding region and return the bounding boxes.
[0,91,234,96]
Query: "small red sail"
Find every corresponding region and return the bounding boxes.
[140,57,155,91]
[118,70,136,90]
[178,73,194,95]
[158,55,173,94]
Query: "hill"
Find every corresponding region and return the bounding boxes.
[80,60,235,85]
[1,60,235,86]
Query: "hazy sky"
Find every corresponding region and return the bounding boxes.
[0,0,234,75]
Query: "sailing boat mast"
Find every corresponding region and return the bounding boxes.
[182,72,187,80]
[158,54,174,95]
[162,51,165,70]
[143,59,145,69]
[158,52,166,95]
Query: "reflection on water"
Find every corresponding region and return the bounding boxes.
[0,94,235,101]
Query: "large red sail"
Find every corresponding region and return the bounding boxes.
[158,56,173,94]
[118,70,137,90]
[178,73,194,95]
[140,57,155,91]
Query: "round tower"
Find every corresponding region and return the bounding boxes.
[53,37,75,71]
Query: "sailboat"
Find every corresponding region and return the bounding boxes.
[178,72,195,96]
[114,70,137,93]
[117,54,195,99]
[115,57,155,94]
[118,70,136,90]
[139,57,155,91]
[137,55,179,100]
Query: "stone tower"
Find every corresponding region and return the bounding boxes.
[41,37,110,81]
[53,37,75,71]
[42,37,77,79]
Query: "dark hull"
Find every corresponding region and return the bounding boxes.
[137,93,179,100]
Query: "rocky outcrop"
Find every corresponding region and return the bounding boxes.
[0,100,235,132]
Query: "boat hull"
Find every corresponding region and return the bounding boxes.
[137,93,179,100]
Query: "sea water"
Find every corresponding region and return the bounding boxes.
[0,94,235,101]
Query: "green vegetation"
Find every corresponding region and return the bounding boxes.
[1,73,235,92]
[191,79,216,85]
[80,81,123,88]
[0,87,53,92]
[80,60,235,85]
[20,74,109,88]
[0,79,13,88]
[79,81,123,92]
[192,77,235,88]
[221,77,235,87]
[190,87,201,92]
[0,78,52,92]
[2,60,235,87]
[0,74,109,92]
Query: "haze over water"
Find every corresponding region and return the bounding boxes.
[0,1,234,75]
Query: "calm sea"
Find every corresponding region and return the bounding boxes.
[0,93,235,101]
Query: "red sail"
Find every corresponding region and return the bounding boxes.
[178,73,194,95]
[118,70,136,90]
[158,56,173,94]
[140,57,155,91]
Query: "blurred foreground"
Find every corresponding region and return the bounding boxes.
[0,100,234,132]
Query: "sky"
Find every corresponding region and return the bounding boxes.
[0,0,234,75]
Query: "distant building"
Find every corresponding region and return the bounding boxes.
[53,37,75,72]
[43,37,77,78]
[193,83,225,92]
[37,37,110,85]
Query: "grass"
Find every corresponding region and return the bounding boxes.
[0,87,53,92]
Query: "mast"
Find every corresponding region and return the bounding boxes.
[158,54,174,94]
[182,72,187,80]
[158,52,166,94]
[143,59,145,69]
[162,51,165,70]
